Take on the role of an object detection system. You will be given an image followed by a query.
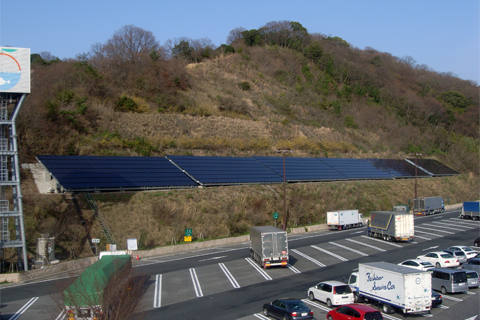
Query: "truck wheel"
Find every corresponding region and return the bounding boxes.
[309,292,315,301]
[326,298,333,308]
[382,304,392,314]
[441,286,447,294]
[338,226,342,231]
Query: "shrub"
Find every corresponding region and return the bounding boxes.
[344,115,358,129]
[114,96,138,112]
[239,81,251,91]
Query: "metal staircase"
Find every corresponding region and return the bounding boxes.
[84,192,118,248]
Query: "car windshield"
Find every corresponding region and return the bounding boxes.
[364,311,384,320]
[466,272,479,279]
[287,301,308,310]
[455,251,466,256]
[441,253,454,258]
[335,285,352,294]
[453,272,467,283]
[462,247,474,252]
[420,262,433,266]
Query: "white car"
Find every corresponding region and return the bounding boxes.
[417,251,459,268]
[308,280,354,307]
[398,259,435,271]
[448,246,478,260]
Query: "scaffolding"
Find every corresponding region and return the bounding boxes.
[0,93,28,271]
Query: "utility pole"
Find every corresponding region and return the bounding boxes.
[276,149,291,230]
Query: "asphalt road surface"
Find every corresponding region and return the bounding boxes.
[1,209,479,320]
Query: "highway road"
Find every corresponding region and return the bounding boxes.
[1,209,479,320]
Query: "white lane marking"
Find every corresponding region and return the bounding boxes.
[415,226,455,234]
[9,297,39,320]
[245,258,272,280]
[415,230,444,237]
[439,305,449,309]
[329,242,369,256]
[287,264,301,273]
[414,235,432,240]
[153,274,162,308]
[54,310,66,320]
[302,298,331,312]
[291,249,326,267]
[359,235,403,247]
[423,246,439,251]
[311,245,348,261]
[427,222,469,231]
[466,291,476,295]
[440,294,462,302]
[199,256,227,262]
[189,268,203,297]
[254,313,270,320]
[219,263,240,288]
[381,312,404,320]
[345,238,386,251]
[449,218,480,225]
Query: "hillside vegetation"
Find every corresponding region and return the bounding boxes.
[7,21,480,262]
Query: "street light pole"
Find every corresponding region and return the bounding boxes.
[277,149,291,231]
[412,153,422,200]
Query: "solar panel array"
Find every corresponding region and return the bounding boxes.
[36,155,197,191]
[167,155,283,185]
[367,159,430,178]
[406,158,460,176]
[36,155,460,192]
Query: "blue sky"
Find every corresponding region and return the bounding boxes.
[1,0,478,83]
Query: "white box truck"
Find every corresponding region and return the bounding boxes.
[347,262,432,315]
[367,211,414,242]
[250,226,288,268]
[327,209,363,230]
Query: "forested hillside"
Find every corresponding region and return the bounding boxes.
[19,21,479,173]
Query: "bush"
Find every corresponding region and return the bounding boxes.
[344,115,358,129]
[114,96,138,112]
[239,81,251,91]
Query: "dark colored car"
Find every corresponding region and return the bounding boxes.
[431,291,442,307]
[263,299,315,320]
[326,304,383,320]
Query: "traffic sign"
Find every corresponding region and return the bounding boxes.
[273,212,279,219]
[92,238,100,243]
[185,228,192,237]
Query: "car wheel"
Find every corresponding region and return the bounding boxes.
[263,308,268,316]
[441,286,447,294]
[309,292,315,301]
[328,316,333,320]
[282,316,288,320]
[435,262,441,268]
[326,298,333,308]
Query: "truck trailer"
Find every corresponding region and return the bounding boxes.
[367,211,414,242]
[413,196,444,215]
[348,262,432,315]
[460,201,480,220]
[64,255,132,320]
[327,209,363,230]
[250,226,288,268]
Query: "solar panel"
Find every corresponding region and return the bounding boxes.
[36,155,197,191]
[367,159,430,178]
[406,158,460,176]
[318,158,394,180]
[253,156,347,181]
[167,155,283,185]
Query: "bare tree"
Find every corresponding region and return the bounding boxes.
[226,27,246,44]
[39,51,58,62]
[91,25,159,66]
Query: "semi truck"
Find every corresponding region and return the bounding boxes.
[367,211,414,242]
[250,226,288,268]
[413,196,444,215]
[327,209,363,230]
[347,262,432,315]
[460,201,480,220]
[64,255,131,320]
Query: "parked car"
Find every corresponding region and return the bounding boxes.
[416,251,459,268]
[431,291,442,308]
[431,268,468,294]
[462,258,480,274]
[263,299,315,320]
[474,238,479,247]
[326,304,383,320]
[443,249,467,264]
[398,259,435,271]
[448,246,477,260]
[464,270,480,288]
[307,281,354,307]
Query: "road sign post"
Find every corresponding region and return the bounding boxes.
[273,212,279,227]
[184,228,192,242]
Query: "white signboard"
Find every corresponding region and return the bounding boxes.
[92,238,100,243]
[0,47,31,93]
[127,238,138,251]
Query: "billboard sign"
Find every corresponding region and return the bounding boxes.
[0,47,30,93]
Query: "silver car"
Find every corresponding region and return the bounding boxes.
[443,249,467,264]
[462,258,480,274]
[464,270,480,288]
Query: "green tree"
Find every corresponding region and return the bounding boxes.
[241,29,261,46]
[172,40,193,60]
[303,41,323,62]
[437,91,469,113]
